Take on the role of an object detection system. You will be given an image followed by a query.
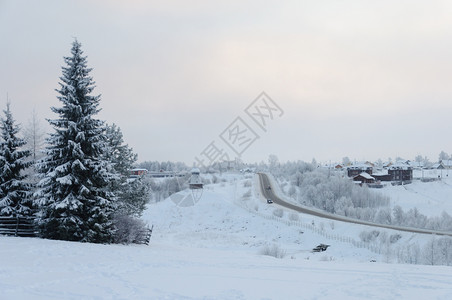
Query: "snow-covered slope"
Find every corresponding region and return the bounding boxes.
[1,172,452,299]
[143,175,380,262]
[377,177,452,217]
[2,235,452,300]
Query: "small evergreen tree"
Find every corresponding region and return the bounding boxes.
[104,123,152,243]
[105,123,137,176]
[36,40,116,243]
[117,176,151,217]
[0,102,32,217]
[105,123,150,217]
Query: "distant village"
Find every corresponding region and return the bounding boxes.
[128,157,452,190]
[330,159,452,188]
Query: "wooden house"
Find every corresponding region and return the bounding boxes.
[439,160,452,169]
[347,164,373,177]
[353,172,376,184]
[388,164,413,182]
[129,168,148,178]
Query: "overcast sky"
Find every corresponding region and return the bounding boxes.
[1,0,452,165]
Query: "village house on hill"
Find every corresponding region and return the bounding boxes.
[387,163,413,182]
[346,163,373,177]
[353,172,376,184]
[439,160,452,169]
[347,161,413,185]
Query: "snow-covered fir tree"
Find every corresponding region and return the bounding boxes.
[105,123,150,217]
[36,40,117,243]
[117,176,151,217]
[0,102,32,217]
[105,123,137,177]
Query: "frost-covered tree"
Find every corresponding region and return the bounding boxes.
[137,160,188,172]
[22,109,46,186]
[414,155,423,167]
[375,158,383,168]
[116,177,151,217]
[105,123,137,176]
[291,171,303,187]
[104,123,150,217]
[36,40,116,243]
[422,156,432,168]
[342,156,351,166]
[423,236,439,265]
[375,208,392,225]
[392,205,405,225]
[23,109,45,163]
[439,151,449,161]
[268,154,279,168]
[0,102,32,217]
[437,237,452,266]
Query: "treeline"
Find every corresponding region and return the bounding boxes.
[137,161,188,172]
[289,170,390,213]
[360,229,452,266]
[148,176,189,202]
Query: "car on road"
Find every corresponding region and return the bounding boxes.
[267,199,273,204]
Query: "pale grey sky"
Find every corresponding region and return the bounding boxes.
[1,0,452,165]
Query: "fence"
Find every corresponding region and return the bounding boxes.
[244,173,383,255]
[0,216,37,237]
[236,200,382,255]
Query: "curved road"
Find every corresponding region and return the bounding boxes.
[258,172,452,237]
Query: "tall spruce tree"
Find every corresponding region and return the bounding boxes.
[36,40,116,243]
[0,102,32,217]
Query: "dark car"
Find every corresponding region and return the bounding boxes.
[267,199,273,204]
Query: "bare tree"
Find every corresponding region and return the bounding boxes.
[423,236,438,265]
[439,151,449,162]
[423,156,432,168]
[342,156,351,166]
[414,155,423,167]
[268,154,279,168]
[23,109,45,163]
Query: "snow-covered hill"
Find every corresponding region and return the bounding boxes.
[144,175,380,262]
[378,175,452,217]
[1,172,452,299]
[2,235,452,300]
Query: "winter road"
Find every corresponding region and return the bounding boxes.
[258,172,452,237]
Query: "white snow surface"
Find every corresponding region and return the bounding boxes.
[1,172,452,299]
[379,170,452,216]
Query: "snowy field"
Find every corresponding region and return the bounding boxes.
[2,237,452,300]
[378,170,452,217]
[1,173,452,299]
